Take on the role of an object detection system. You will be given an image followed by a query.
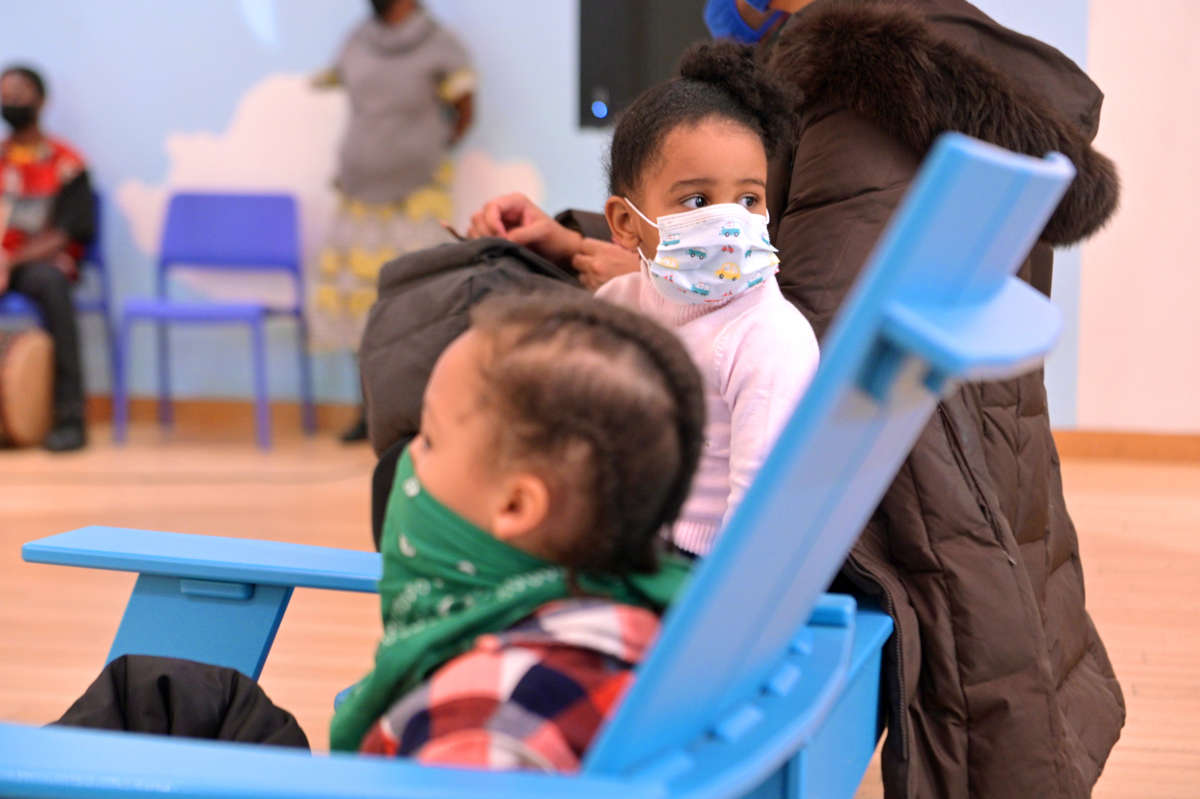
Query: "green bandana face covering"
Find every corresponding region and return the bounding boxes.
[329,447,692,751]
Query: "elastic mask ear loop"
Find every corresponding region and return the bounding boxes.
[623,197,661,265]
[622,197,659,230]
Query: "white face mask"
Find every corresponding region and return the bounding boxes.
[625,198,780,305]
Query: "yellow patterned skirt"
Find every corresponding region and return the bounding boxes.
[310,165,455,352]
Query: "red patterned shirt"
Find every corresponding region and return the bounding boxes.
[1,136,93,272]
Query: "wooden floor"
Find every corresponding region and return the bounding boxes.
[1,424,1197,797]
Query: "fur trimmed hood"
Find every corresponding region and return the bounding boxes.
[768,0,1118,245]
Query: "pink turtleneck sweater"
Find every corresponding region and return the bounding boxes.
[597,273,819,555]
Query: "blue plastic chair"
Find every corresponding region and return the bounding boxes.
[0,134,1074,799]
[112,192,316,449]
[0,192,117,382]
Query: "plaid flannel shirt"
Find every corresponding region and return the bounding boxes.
[358,598,662,770]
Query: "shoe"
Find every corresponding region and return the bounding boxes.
[340,414,368,444]
[44,420,87,453]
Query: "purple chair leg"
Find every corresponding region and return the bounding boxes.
[113,318,132,444]
[155,322,173,427]
[101,313,118,391]
[250,320,271,450]
[296,316,316,435]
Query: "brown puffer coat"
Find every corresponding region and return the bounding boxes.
[762,1,1125,796]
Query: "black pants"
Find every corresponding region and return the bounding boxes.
[6,261,84,425]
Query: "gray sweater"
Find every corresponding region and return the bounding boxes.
[334,11,473,204]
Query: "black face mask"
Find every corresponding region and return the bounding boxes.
[1,104,37,131]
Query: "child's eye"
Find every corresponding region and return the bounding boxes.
[739,194,760,209]
[681,194,708,210]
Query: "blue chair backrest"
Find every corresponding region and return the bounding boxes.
[71,191,113,319]
[157,192,300,277]
[83,190,104,270]
[584,134,1075,776]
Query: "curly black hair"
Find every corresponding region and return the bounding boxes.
[607,40,798,197]
[1,65,46,100]
[469,293,706,576]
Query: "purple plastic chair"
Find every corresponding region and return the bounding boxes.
[0,192,117,382]
[112,192,315,449]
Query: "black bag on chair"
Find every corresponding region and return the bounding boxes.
[53,655,309,749]
[360,237,584,549]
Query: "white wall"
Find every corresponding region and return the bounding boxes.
[1079,0,1200,432]
[970,0,1090,428]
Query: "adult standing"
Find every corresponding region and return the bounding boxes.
[468,1,1124,796]
[0,65,95,452]
[313,0,475,442]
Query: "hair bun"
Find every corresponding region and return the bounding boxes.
[606,39,799,196]
[679,40,757,90]
[678,41,797,150]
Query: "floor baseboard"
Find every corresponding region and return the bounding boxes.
[85,396,361,437]
[1053,429,1200,462]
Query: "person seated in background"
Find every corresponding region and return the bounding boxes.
[0,64,95,452]
[329,294,704,766]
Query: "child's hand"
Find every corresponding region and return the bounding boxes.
[572,238,640,291]
[467,193,583,269]
[467,192,545,238]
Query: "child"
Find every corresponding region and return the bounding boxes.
[331,294,707,767]
[597,42,820,557]
[49,295,703,768]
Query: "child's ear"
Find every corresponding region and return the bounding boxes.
[605,196,643,253]
[491,471,551,550]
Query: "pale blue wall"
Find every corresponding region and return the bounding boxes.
[0,0,608,404]
[2,1,360,401]
[0,1,1089,422]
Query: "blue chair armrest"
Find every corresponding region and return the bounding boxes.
[0,723,658,799]
[23,527,381,592]
[23,528,383,676]
[882,277,1062,387]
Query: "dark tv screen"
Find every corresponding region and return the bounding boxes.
[579,0,712,128]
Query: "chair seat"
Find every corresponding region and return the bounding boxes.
[72,298,107,314]
[2,292,107,317]
[123,300,268,323]
[0,293,37,315]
